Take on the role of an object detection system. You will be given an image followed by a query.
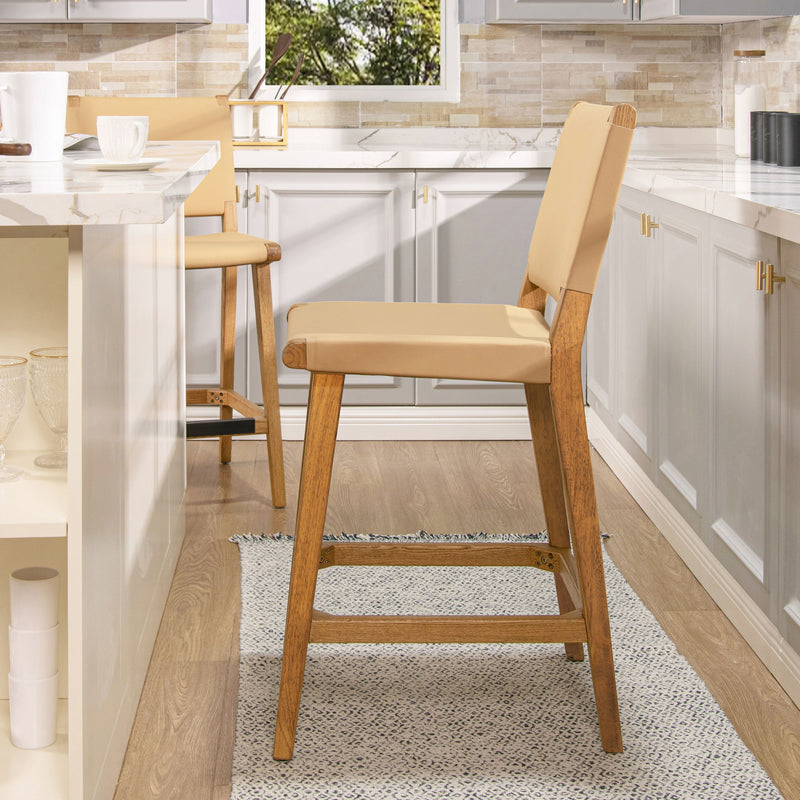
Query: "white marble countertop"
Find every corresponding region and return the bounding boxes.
[234,127,800,244]
[0,141,220,227]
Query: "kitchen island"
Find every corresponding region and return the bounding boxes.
[0,141,219,800]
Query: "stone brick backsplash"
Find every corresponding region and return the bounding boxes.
[0,17,797,128]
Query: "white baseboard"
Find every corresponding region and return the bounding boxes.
[188,405,532,441]
[586,407,800,710]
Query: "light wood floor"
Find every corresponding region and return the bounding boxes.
[113,439,800,800]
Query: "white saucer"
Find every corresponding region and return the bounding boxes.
[74,157,167,171]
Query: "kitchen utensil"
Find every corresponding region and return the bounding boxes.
[0,142,32,156]
[0,356,27,482]
[29,347,68,469]
[277,54,305,100]
[0,72,68,162]
[249,33,292,100]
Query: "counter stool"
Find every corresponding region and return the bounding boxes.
[273,101,636,759]
[67,95,286,507]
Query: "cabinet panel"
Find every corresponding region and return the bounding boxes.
[614,190,655,475]
[415,170,545,405]
[486,0,631,21]
[655,201,706,530]
[640,0,800,21]
[779,243,800,653]
[247,171,416,406]
[707,220,779,611]
[0,0,209,21]
[587,245,615,428]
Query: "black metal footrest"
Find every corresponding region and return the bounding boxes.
[186,418,256,439]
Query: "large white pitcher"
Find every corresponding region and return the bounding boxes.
[0,72,69,162]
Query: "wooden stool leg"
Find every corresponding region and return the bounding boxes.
[273,371,344,761]
[218,265,237,464]
[550,366,622,753]
[252,262,286,508]
[525,383,584,662]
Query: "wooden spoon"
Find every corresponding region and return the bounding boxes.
[277,54,305,100]
[249,33,293,100]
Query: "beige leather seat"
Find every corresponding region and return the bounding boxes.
[273,101,637,760]
[67,96,286,508]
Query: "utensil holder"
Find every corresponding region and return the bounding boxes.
[230,100,287,147]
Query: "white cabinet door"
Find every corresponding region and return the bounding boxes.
[415,170,547,405]
[486,0,632,21]
[640,0,800,21]
[654,198,707,532]
[0,0,64,20]
[706,217,780,614]
[613,187,657,477]
[0,0,210,21]
[247,170,416,406]
[775,241,800,652]
[69,0,210,21]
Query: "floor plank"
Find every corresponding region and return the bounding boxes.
[113,439,800,800]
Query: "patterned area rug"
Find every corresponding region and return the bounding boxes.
[230,532,782,800]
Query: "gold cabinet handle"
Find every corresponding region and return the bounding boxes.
[423,185,429,204]
[640,212,659,238]
[756,260,766,291]
[765,263,786,295]
[255,184,261,203]
[235,185,240,204]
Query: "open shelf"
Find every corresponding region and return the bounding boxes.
[0,698,68,799]
[0,452,68,539]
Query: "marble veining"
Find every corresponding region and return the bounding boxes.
[0,141,220,227]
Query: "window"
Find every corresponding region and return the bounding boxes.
[248,0,459,101]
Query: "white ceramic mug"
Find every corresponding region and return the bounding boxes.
[8,624,59,680]
[9,567,59,630]
[8,672,58,749]
[96,115,149,163]
[0,71,69,162]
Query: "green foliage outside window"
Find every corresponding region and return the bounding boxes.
[264,0,441,86]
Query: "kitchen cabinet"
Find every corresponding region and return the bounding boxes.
[233,169,544,407]
[484,0,799,22]
[587,184,790,626]
[0,0,210,23]
[415,170,546,405]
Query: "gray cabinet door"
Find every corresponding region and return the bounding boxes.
[778,241,800,655]
[415,170,547,406]
[706,216,780,616]
[486,0,632,21]
[246,170,416,406]
[0,0,209,20]
[640,0,800,21]
[612,187,657,478]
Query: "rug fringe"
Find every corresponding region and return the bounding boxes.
[230,531,551,544]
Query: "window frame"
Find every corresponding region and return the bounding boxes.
[247,0,460,102]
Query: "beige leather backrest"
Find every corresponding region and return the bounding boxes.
[66,95,234,218]
[526,102,636,300]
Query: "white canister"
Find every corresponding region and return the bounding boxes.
[0,71,69,162]
[9,567,60,631]
[8,624,59,680]
[734,50,766,158]
[231,104,254,140]
[8,672,58,749]
[257,104,283,141]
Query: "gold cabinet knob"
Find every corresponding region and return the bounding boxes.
[640,212,659,238]
[765,263,786,295]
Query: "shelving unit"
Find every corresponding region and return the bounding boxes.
[0,453,68,539]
